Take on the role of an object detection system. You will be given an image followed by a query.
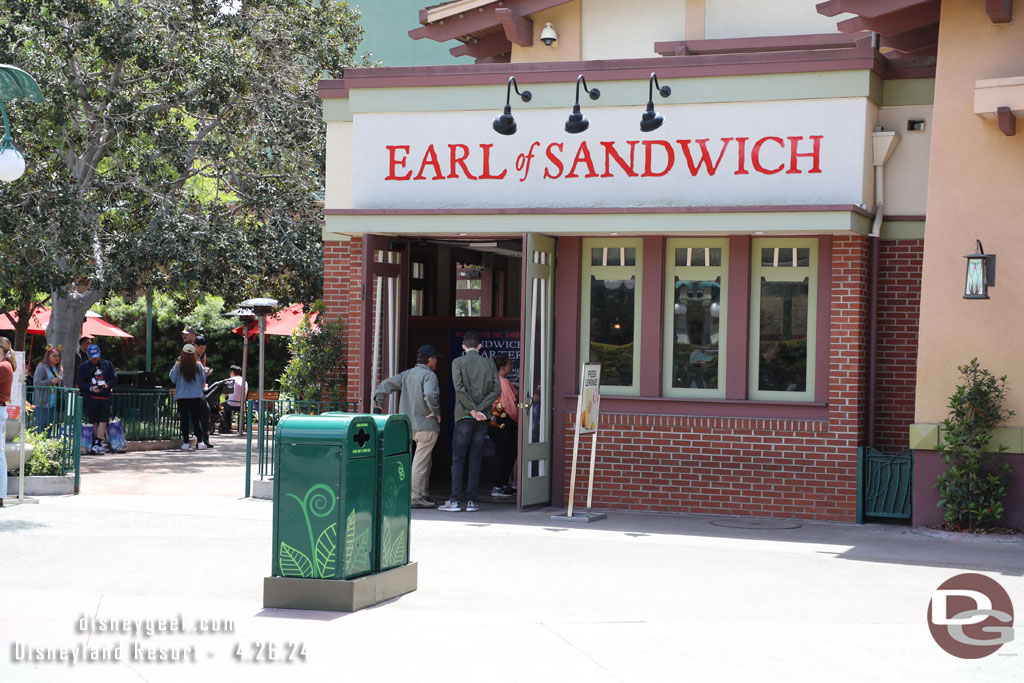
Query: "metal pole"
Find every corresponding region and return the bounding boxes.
[239,323,249,436]
[145,291,153,372]
[257,315,266,445]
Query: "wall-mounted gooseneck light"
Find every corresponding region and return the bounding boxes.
[565,75,600,134]
[963,240,996,300]
[492,76,532,136]
[640,72,672,133]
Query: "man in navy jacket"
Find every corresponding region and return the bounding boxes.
[77,344,118,454]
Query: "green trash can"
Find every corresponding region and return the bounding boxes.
[272,414,379,581]
[370,414,413,572]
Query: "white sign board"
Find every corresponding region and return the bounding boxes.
[352,98,870,210]
[11,351,25,409]
[579,363,601,434]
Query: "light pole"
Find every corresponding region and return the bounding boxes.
[0,65,43,183]
[239,298,278,497]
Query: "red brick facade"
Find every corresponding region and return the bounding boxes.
[323,238,365,407]
[873,239,923,453]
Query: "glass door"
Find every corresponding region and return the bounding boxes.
[519,234,555,508]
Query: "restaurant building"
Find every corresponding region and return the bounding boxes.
[321,0,936,521]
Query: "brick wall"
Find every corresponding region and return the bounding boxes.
[561,234,873,522]
[323,238,364,407]
[873,239,923,453]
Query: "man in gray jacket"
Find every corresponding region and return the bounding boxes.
[372,345,443,508]
[439,331,501,513]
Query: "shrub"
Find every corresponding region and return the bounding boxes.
[278,306,347,403]
[8,428,66,476]
[934,359,1015,531]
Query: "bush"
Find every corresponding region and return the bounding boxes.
[934,359,1016,531]
[8,428,66,476]
[278,306,347,403]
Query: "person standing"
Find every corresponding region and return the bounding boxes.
[440,331,500,513]
[170,344,209,450]
[77,344,117,454]
[488,354,519,498]
[32,346,63,434]
[222,365,248,432]
[0,336,16,506]
[193,334,214,440]
[372,345,443,509]
[73,336,91,385]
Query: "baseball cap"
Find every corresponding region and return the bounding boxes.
[194,335,207,346]
[181,325,197,335]
[87,344,101,359]
[182,344,196,354]
[417,344,442,358]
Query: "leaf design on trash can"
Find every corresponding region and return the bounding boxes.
[315,523,338,578]
[390,530,406,566]
[352,529,371,572]
[343,509,356,569]
[381,519,392,566]
[279,542,313,578]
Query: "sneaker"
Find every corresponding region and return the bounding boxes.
[491,486,513,498]
[411,499,436,509]
[500,485,516,496]
[204,442,214,449]
[196,443,208,450]
[465,500,479,512]
[438,499,461,512]
[181,443,191,451]
[92,444,106,454]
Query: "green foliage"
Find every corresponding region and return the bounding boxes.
[589,341,633,386]
[9,428,66,476]
[933,359,1016,531]
[279,307,347,402]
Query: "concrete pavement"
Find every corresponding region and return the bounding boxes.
[0,437,1022,682]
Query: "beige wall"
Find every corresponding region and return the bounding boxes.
[916,0,1024,423]
[513,1,581,63]
[877,105,933,216]
[325,121,353,210]
[581,0,686,60]
[705,0,841,39]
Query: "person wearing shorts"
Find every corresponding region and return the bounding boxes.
[77,344,117,454]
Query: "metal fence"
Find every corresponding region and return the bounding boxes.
[22,386,82,492]
[110,388,178,441]
[857,447,913,523]
[246,398,359,496]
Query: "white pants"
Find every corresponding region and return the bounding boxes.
[0,408,7,499]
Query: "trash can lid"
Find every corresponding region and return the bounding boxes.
[275,414,379,455]
[368,413,413,456]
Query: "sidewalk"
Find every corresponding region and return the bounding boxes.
[1,442,1021,682]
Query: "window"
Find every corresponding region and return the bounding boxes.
[663,239,728,398]
[455,263,483,317]
[748,238,817,401]
[580,239,643,395]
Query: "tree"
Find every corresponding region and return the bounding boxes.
[0,0,365,383]
[279,308,347,403]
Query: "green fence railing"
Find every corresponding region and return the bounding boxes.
[245,398,359,497]
[109,387,178,441]
[857,447,913,523]
[22,386,82,492]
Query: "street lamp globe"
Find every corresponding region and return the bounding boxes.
[0,142,26,182]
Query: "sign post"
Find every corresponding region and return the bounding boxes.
[552,363,606,523]
[8,351,36,505]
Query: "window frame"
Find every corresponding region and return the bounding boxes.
[580,237,644,396]
[662,238,729,398]
[748,237,818,402]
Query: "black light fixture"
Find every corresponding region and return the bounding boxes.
[492,76,532,136]
[963,240,996,300]
[565,75,600,134]
[640,72,672,132]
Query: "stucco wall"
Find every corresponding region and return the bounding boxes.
[581,0,686,61]
[325,121,353,210]
[512,1,582,63]
[915,0,1024,425]
[877,105,932,217]
[705,0,841,39]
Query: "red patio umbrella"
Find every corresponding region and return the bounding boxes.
[231,303,318,338]
[0,305,133,338]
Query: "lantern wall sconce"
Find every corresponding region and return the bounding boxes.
[565,75,600,134]
[0,64,44,183]
[963,240,996,300]
[492,76,532,136]
[540,22,558,46]
[640,73,671,132]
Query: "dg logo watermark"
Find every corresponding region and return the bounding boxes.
[927,573,1015,659]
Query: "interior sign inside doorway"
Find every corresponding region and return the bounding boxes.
[353,99,868,209]
[449,329,521,387]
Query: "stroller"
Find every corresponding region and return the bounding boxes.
[204,378,234,435]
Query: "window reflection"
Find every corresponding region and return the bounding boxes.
[758,278,809,392]
[589,276,635,386]
[671,277,721,389]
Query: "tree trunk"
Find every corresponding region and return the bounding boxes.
[48,288,104,387]
[12,302,33,352]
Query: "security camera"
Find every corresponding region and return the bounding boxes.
[540,22,557,46]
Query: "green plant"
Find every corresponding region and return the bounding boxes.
[278,306,347,403]
[934,359,1016,530]
[9,428,66,476]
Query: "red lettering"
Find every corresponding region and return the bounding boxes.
[786,135,823,174]
[448,144,478,180]
[543,143,564,179]
[385,145,412,181]
[600,141,638,178]
[678,138,734,176]
[642,140,674,177]
[734,137,749,175]
[479,144,507,180]
[413,145,445,180]
[751,136,785,175]
[565,142,599,179]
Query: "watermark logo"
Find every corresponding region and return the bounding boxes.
[927,573,1014,659]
